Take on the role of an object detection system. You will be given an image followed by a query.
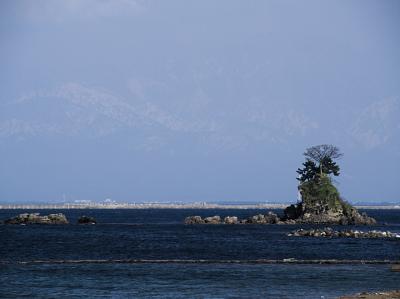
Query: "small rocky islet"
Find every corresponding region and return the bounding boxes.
[186,145,377,227]
[4,213,69,225]
[77,215,97,224]
[339,290,400,299]
[288,227,400,239]
[184,185,377,226]
[3,213,97,225]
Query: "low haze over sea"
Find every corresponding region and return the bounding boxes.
[1,208,399,298]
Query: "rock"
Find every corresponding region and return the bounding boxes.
[184,216,204,224]
[283,204,302,220]
[391,265,400,272]
[264,211,280,224]
[224,216,238,224]
[283,177,377,225]
[185,211,281,225]
[204,216,221,224]
[4,213,69,225]
[288,227,399,239]
[77,216,97,224]
[245,212,280,224]
[339,290,400,299]
[281,219,297,224]
[47,214,69,224]
[247,214,266,224]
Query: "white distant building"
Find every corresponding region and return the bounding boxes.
[74,200,92,204]
[103,198,117,205]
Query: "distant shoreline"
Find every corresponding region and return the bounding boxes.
[0,203,399,210]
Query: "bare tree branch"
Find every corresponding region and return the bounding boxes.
[303,144,343,163]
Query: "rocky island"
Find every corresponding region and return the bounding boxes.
[283,145,376,225]
[339,290,400,299]
[281,176,376,225]
[4,213,69,225]
[77,216,97,224]
[185,145,377,225]
[185,212,282,224]
[288,227,400,239]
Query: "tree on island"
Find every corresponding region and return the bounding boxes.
[283,144,376,225]
[296,144,342,182]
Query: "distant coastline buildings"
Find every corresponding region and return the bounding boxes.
[0,200,398,210]
[0,200,288,210]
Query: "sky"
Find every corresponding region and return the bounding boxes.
[0,0,399,203]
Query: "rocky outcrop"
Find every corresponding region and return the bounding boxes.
[339,210,376,225]
[77,216,97,224]
[224,216,239,224]
[247,212,281,224]
[288,227,400,239]
[339,290,400,299]
[184,216,205,224]
[184,206,377,225]
[184,212,281,225]
[183,180,379,226]
[203,216,221,224]
[282,178,376,225]
[282,205,376,225]
[4,213,69,225]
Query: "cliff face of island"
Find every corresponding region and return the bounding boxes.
[283,177,376,225]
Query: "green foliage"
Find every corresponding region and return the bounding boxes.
[290,145,370,223]
[295,144,356,216]
[299,177,343,213]
[296,159,318,182]
[297,144,341,183]
[320,156,340,177]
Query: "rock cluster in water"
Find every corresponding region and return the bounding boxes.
[77,216,97,224]
[184,208,377,225]
[4,213,69,225]
[185,179,377,226]
[185,212,286,225]
[339,290,400,299]
[288,227,400,239]
[282,203,376,225]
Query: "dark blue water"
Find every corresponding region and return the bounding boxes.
[1,209,399,298]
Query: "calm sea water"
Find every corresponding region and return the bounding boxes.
[0,209,399,298]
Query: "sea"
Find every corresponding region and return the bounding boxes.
[0,209,399,298]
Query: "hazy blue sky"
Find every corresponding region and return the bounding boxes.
[1,0,399,203]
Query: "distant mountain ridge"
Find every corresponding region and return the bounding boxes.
[1,83,399,153]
